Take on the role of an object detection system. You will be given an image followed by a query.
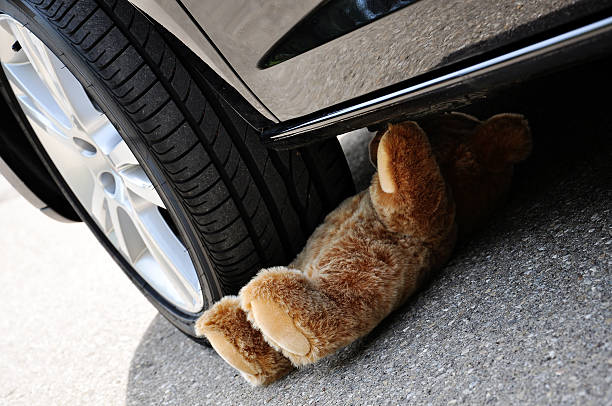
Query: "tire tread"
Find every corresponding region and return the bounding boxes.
[29,0,354,296]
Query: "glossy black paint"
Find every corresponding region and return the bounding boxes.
[261,9,612,149]
[163,1,277,130]
[259,0,419,68]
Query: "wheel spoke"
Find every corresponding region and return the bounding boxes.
[131,206,200,307]
[11,25,74,123]
[87,181,109,230]
[10,23,101,132]
[83,111,113,136]
[107,138,139,169]
[111,183,199,308]
[122,166,164,208]
[3,61,73,133]
[106,199,137,260]
[105,138,164,207]
[85,119,124,157]
[10,85,68,143]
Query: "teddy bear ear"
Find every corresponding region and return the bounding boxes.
[474,113,532,165]
[368,128,386,168]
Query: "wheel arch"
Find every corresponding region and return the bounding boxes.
[127,0,277,130]
[0,68,79,222]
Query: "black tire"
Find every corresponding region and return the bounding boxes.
[0,0,354,337]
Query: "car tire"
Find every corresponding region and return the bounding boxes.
[0,0,354,338]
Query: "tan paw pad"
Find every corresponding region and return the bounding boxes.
[250,300,311,356]
[205,330,258,376]
[377,132,397,194]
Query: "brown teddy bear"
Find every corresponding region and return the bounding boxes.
[195,112,532,385]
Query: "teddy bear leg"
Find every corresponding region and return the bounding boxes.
[195,296,293,385]
[240,267,352,365]
[240,262,407,367]
[241,268,317,364]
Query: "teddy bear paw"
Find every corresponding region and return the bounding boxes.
[239,267,336,365]
[249,299,311,356]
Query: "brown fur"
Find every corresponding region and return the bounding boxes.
[196,114,531,385]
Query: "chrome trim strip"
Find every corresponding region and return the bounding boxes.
[269,16,612,139]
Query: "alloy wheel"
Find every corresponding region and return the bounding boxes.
[0,14,204,313]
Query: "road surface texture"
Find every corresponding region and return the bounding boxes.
[0,176,157,405]
[1,61,611,404]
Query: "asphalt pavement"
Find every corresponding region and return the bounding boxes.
[1,62,611,405]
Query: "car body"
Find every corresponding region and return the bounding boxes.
[131,0,612,143]
[0,0,610,337]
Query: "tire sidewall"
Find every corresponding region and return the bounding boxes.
[0,0,222,337]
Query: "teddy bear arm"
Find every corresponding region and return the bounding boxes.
[434,113,531,235]
[370,122,456,243]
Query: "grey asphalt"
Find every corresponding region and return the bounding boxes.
[2,64,612,405]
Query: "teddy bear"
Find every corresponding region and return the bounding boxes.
[195,112,532,385]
